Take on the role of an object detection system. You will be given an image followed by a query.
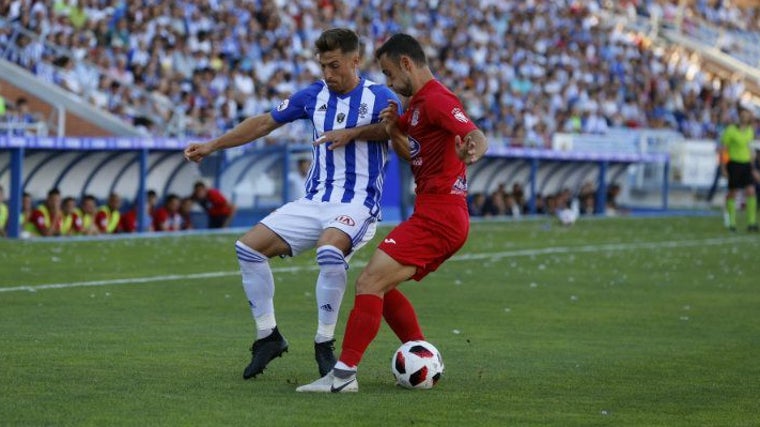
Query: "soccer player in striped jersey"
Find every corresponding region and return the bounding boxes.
[184,28,400,380]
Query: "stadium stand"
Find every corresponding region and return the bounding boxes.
[1,0,758,140]
[1,0,759,237]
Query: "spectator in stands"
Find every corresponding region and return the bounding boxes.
[25,188,63,237]
[0,184,7,237]
[152,193,183,232]
[60,196,81,236]
[76,194,99,235]
[583,109,609,134]
[191,181,235,228]
[95,192,121,234]
[10,97,39,135]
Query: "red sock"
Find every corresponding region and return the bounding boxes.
[339,294,383,368]
[383,288,424,342]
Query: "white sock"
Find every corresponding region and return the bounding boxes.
[315,245,347,343]
[235,240,276,339]
[334,361,356,372]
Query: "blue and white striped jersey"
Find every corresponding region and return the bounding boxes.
[270,78,400,216]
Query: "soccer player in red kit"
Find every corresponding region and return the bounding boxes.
[298,33,488,392]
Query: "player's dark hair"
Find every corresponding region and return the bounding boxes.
[165,193,179,203]
[315,28,359,55]
[375,33,427,67]
[83,194,96,202]
[48,188,60,197]
[193,181,206,190]
[147,189,157,198]
[62,196,75,204]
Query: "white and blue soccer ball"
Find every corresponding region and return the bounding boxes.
[391,340,444,390]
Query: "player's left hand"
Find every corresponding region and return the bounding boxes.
[455,134,479,165]
[314,128,355,150]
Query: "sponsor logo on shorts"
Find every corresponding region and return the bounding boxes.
[335,215,356,226]
[277,99,290,111]
[383,238,396,244]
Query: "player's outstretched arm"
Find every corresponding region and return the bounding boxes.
[184,113,283,163]
[314,122,389,150]
[456,129,488,165]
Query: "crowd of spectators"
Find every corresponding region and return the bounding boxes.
[0,182,235,238]
[0,0,758,145]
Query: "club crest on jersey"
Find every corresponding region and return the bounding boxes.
[358,103,368,118]
[408,136,421,158]
[451,107,469,123]
[335,215,355,226]
[411,108,420,126]
[337,112,346,124]
[277,99,290,111]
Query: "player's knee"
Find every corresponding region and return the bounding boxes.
[355,270,386,296]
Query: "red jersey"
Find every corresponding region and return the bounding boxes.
[152,207,182,231]
[120,209,137,233]
[201,189,231,217]
[397,79,478,197]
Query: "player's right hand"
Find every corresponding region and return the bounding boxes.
[184,142,213,163]
[314,128,356,150]
[380,100,399,124]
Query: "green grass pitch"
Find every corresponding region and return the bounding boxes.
[1,216,759,426]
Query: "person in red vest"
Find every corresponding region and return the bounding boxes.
[191,181,236,228]
[120,190,157,233]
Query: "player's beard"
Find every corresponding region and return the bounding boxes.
[396,78,413,98]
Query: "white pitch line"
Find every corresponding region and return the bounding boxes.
[0,236,755,294]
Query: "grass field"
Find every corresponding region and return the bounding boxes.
[1,216,759,426]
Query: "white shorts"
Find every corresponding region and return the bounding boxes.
[260,198,378,259]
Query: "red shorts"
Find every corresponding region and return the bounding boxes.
[379,194,469,281]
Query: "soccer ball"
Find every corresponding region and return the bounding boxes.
[391,340,444,390]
